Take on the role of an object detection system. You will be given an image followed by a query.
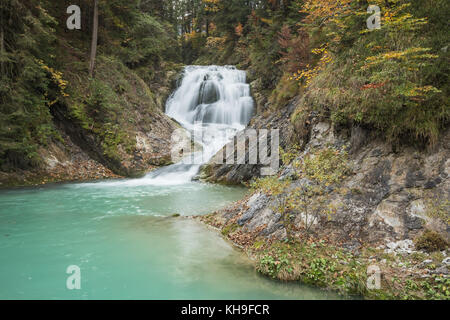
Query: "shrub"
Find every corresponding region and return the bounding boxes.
[415,230,448,252]
[291,0,450,145]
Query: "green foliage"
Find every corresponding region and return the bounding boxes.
[0,0,180,172]
[269,74,300,110]
[66,55,163,161]
[251,147,349,241]
[306,257,336,285]
[250,237,449,299]
[296,147,350,185]
[426,199,450,225]
[118,12,178,68]
[288,147,349,237]
[254,240,367,295]
[0,1,59,170]
[179,0,304,96]
[246,21,283,88]
[221,223,239,236]
[250,175,290,196]
[2,0,448,173]
[280,144,302,166]
[258,253,291,278]
[295,0,449,145]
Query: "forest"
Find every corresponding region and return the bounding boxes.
[0,0,449,301]
[1,0,448,173]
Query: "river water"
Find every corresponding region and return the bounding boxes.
[0,182,338,299]
[0,66,340,299]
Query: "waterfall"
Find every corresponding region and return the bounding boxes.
[166,65,253,127]
[122,65,253,186]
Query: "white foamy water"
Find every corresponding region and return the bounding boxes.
[166,65,253,126]
[101,65,254,187]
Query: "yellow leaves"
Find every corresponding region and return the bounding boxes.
[362,47,437,70]
[360,46,440,103]
[250,176,290,198]
[301,0,352,25]
[205,36,226,50]
[300,147,349,185]
[209,22,217,33]
[112,16,125,29]
[383,9,395,23]
[311,47,326,55]
[378,2,428,31]
[290,46,333,87]
[292,67,317,86]
[203,0,220,12]
[35,59,70,102]
[280,145,302,166]
[405,85,441,99]
[371,51,404,61]
[235,23,243,37]
[260,18,273,25]
[184,30,198,41]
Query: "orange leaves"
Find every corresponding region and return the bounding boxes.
[361,81,388,90]
[184,30,198,41]
[278,26,310,74]
[290,46,333,87]
[260,17,273,25]
[301,0,352,25]
[205,36,226,50]
[268,0,279,8]
[235,22,243,37]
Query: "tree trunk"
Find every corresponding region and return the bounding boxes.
[0,26,4,75]
[89,0,99,77]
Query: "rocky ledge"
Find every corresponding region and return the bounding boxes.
[202,116,449,245]
[197,107,449,299]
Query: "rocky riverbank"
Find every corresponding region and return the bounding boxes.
[0,108,179,189]
[196,89,449,299]
[0,59,182,189]
[0,130,120,188]
[198,194,449,300]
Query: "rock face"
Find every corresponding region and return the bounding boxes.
[208,112,450,245]
[0,130,120,187]
[47,92,179,179]
[125,111,179,170]
[0,70,181,187]
[0,110,179,187]
[198,96,298,184]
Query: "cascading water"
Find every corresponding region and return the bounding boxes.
[136,65,254,185]
[0,65,341,300]
[166,65,253,127]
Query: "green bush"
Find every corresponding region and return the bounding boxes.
[0,2,58,170]
[295,0,449,145]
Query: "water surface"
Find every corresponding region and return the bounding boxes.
[0,66,341,299]
[0,181,339,300]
